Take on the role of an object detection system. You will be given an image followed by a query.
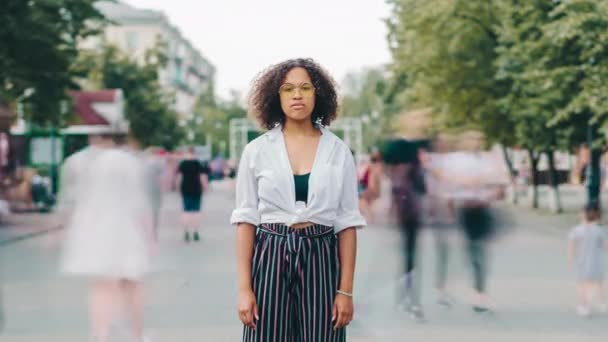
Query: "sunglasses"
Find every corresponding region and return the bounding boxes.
[278,83,315,98]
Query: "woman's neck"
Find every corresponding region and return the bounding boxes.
[282,119,319,137]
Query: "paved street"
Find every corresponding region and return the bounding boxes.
[1,181,607,341]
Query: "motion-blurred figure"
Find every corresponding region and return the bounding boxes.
[60,132,153,342]
[385,139,427,321]
[141,147,167,242]
[359,151,383,223]
[225,160,237,194]
[568,203,608,318]
[436,132,507,313]
[420,138,458,307]
[30,170,55,212]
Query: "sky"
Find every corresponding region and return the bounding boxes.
[124,0,392,100]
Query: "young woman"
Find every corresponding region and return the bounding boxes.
[231,58,366,341]
[175,147,210,242]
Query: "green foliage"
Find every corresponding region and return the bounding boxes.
[76,44,184,149]
[495,0,608,151]
[191,89,248,157]
[0,0,106,126]
[340,67,388,149]
[385,0,608,152]
[341,68,385,118]
[544,0,608,127]
[386,0,504,136]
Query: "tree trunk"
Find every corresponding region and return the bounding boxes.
[546,150,562,213]
[587,147,602,207]
[528,149,540,209]
[585,121,602,207]
[501,145,518,204]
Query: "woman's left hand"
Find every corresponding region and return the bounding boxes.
[332,293,354,330]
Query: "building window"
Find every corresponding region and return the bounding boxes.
[175,61,182,83]
[126,31,138,52]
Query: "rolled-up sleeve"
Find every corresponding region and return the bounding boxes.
[334,151,367,233]
[230,144,261,226]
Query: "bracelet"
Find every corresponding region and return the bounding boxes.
[337,290,353,297]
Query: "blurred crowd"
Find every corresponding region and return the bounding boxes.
[355,132,510,320]
[1,130,606,340]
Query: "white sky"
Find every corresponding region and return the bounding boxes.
[124,0,391,100]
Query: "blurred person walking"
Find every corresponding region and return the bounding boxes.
[359,151,383,223]
[385,139,427,321]
[60,130,154,342]
[568,203,608,317]
[57,134,113,220]
[438,132,507,313]
[141,147,167,242]
[232,59,365,341]
[225,160,238,195]
[175,147,210,242]
[423,137,458,307]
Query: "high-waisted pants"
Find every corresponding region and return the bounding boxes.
[243,223,345,342]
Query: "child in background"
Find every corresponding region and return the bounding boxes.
[568,203,608,317]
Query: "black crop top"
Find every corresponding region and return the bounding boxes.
[294,173,310,203]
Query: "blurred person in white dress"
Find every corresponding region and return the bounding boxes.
[60,129,154,342]
[431,133,508,313]
[139,146,168,242]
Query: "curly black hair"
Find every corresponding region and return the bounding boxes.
[248,58,339,130]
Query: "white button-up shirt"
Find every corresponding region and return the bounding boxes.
[230,125,366,233]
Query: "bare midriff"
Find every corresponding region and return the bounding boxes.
[290,221,316,230]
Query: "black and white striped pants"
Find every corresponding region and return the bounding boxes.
[243,223,346,342]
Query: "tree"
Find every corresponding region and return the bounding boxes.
[192,89,248,157]
[340,67,388,149]
[0,0,106,127]
[385,0,529,202]
[494,0,608,210]
[76,44,184,149]
[385,0,608,211]
[385,0,503,132]
[539,0,608,206]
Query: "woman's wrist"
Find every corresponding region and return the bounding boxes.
[339,277,354,293]
[337,289,353,297]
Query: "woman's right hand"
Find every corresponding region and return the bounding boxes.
[238,289,259,329]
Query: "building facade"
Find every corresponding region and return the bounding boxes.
[93,1,215,123]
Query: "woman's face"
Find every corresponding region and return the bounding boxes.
[279,67,316,124]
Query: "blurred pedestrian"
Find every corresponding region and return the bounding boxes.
[141,147,167,242]
[385,139,427,321]
[423,137,458,307]
[175,147,210,242]
[359,151,383,223]
[568,203,608,317]
[225,160,237,194]
[57,135,108,219]
[232,58,365,341]
[61,131,153,342]
[439,132,506,313]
